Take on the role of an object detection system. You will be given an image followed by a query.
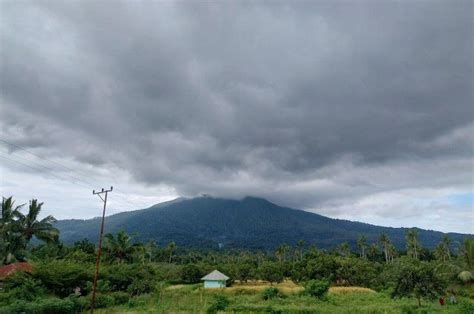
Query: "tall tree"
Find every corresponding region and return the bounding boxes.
[295,240,305,262]
[357,235,368,259]
[462,238,474,270]
[103,230,135,263]
[16,199,59,245]
[406,229,421,259]
[434,235,451,262]
[1,197,25,264]
[338,242,350,257]
[379,233,391,263]
[167,241,177,263]
[275,243,289,263]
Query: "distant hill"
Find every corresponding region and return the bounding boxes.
[55,196,470,250]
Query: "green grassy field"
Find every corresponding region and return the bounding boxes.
[94,281,474,313]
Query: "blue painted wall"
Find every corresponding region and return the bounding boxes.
[204,280,226,288]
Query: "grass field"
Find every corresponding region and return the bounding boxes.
[93,281,474,313]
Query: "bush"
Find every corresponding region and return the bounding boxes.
[35,298,75,314]
[67,295,90,312]
[84,279,111,294]
[0,298,75,314]
[94,294,115,308]
[102,263,157,292]
[259,262,284,284]
[181,264,202,283]
[262,287,281,300]
[305,279,330,298]
[2,271,46,302]
[34,260,93,297]
[110,291,130,305]
[0,300,36,314]
[207,294,230,313]
[127,278,156,296]
[458,270,473,283]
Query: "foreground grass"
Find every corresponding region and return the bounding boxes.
[94,282,474,313]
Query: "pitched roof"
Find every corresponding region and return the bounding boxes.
[201,269,229,281]
[0,262,33,279]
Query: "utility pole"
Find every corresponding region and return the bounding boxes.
[90,186,113,314]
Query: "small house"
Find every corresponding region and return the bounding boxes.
[201,270,229,288]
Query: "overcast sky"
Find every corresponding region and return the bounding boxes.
[0,1,473,233]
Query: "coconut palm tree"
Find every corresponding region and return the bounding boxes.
[406,228,420,259]
[296,240,305,261]
[379,233,391,263]
[462,238,474,270]
[103,230,136,263]
[1,197,25,264]
[435,235,451,262]
[357,235,368,259]
[167,241,177,263]
[15,199,59,246]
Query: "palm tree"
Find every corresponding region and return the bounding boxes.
[167,241,177,263]
[357,235,368,259]
[275,243,289,263]
[1,197,25,264]
[379,233,391,263]
[462,238,474,270]
[103,230,135,263]
[296,240,305,261]
[435,235,451,262]
[406,229,420,259]
[16,199,59,245]
[338,242,351,257]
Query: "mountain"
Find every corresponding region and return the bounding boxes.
[55,196,470,250]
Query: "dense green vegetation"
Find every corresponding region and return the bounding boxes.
[1,197,473,313]
[55,196,468,250]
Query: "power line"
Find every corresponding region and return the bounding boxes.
[0,138,153,209]
[0,148,150,210]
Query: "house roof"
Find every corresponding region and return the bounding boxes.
[0,262,33,279]
[201,269,229,281]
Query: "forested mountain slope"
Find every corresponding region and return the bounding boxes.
[56,196,469,250]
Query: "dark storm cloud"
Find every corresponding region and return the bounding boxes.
[1,1,473,213]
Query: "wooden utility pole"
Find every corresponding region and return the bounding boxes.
[90,186,113,314]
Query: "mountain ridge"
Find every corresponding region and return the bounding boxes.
[55,196,470,250]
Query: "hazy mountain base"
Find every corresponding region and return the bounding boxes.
[55,196,469,250]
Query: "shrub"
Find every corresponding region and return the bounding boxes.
[110,291,130,305]
[67,295,90,312]
[262,287,281,300]
[0,300,36,314]
[181,264,202,283]
[2,271,46,302]
[35,298,75,314]
[84,279,111,294]
[127,278,155,296]
[259,262,284,284]
[305,279,330,298]
[458,271,473,283]
[102,263,157,292]
[34,260,93,297]
[94,294,115,308]
[207,294,230,313]
[0,298,75,314]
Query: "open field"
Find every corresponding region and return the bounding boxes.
[94,281,474,313]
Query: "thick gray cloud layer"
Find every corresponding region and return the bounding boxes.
[1,1,473,232]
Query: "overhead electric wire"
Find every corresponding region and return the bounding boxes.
[0,139,153,210]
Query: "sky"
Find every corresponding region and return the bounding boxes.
[0,1,473,234]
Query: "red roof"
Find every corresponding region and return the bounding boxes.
[0,262,33,279]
